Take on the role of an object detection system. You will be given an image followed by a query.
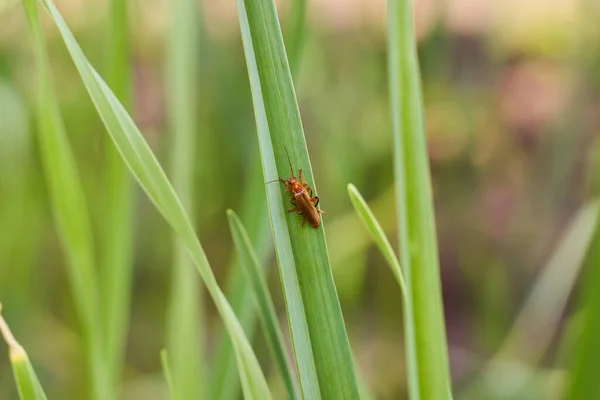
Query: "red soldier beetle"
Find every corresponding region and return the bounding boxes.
[268,147,324,228]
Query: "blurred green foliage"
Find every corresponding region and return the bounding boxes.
[0,0,599,399]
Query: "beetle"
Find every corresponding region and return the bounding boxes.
[269,147,324,228]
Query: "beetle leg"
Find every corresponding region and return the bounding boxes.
[301,215,306,227]
[311,195,319,207]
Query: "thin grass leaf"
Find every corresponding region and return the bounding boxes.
[35,0,272,397]
[0,304,48,400]
[227,209,300,400]
[387,0,452,397]
[101,0,134,391]
[164,0,204,398]
[20,1,108,398]
[460,201,600,399]
[235,0,359,398]
[212,6,306,395]
[211,159,273,400]
[566,210,600,398]
[160,350,181,400]
[328,186,396,265]
[497,201,599,362]
[347,184,406,298]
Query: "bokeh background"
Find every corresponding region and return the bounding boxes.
[1,0,600,398]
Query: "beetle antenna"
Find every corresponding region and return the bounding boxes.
[265,178,280,184]
[282,145,294,177]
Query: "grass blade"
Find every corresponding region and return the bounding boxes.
[20,1,108,398]
[35,0,272,398]
[211,159,273,400]
[212,3,306,395]
[347,183,406,298]
[235,0,360,398]
[565,208,600,398]
[0,304,48,400]
[160,350,181,400]
[285,0,306,79]
[164,0,204,398]
[101,0,134,391]
[387,0,452,397]
[227,209,300,400]
[460,201,600,399]
[497,201,599,362]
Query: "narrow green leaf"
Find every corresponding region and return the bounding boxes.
[347,184,406,298]
[160,350,181,400]
[20,1,108,398]
[387,0,452,397]
[164,0,204,398]
[498,201,599,362]
[227,209,300,400]
[235,0,359,398]
[212,4,306,395]
[101,0,134,391]
[460,201,600,399]
[211,159,273,400]
[566,206,600,399]
[0,304,48,400]
[36,0,272,397]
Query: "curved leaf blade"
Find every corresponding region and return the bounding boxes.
[347,184,406,298]
[35,0,272,397]
[227,209,300,400]
[0,305,48,400]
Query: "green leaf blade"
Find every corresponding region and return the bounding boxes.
[0,306,48,400]
[236,0,360,398]
[347,184,406,298]
[387,0,452,398]
[36,0,272,398]
[101,0,134,391]
[160,350,181,400]
[20,1,109,398]
[164,0,204,398]
[566,204,600,399]
[227,209,300,400]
